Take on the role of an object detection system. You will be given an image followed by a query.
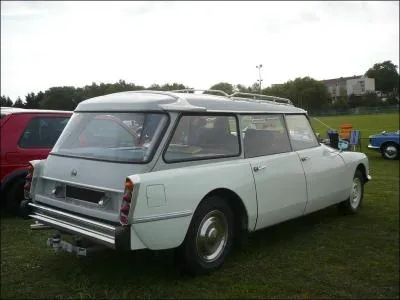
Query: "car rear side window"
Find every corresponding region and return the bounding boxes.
[164,115,240,162]
[19,117,70,148]
[285,114,319,151]
[241,114,292,158]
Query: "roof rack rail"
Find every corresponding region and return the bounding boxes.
[171,89,229,97]
[229,92,293,105]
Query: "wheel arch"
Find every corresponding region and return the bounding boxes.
[1,169,28,199]
[380,140,399,151]
[196,187,249,245]
[355,163,368,183]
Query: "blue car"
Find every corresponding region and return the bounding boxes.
[368,130,400,160]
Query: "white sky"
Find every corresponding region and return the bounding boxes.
[1,1,399,100]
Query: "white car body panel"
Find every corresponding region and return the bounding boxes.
[128,160,257,249]
[247,152,307,230]
[299,144,349,214]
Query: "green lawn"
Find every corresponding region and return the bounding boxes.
[310,112,399,139]
[1,113,399,299]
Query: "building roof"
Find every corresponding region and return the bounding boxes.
[320,75,363,85]
[75,90,306,114]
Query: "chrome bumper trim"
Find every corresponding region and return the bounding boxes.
[28,202,118,248]
[30,213,115,247]
[133,210,192,224]
[28,202,115,231]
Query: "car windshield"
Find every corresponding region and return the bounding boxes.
[52,112,168,162]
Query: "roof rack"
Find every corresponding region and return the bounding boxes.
[229,92,293,105]
[171,89,229,97]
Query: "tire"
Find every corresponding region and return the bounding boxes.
[381,143,399,160]
[6,177,26,215]
[338,170,364,215]
[176,196,234,275]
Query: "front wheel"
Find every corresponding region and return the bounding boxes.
[381,143,399,160]
[338,170,364,215]
[176,196,234,275]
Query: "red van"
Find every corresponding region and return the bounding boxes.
[1,107,72,213]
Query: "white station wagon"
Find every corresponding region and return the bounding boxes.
[22,90,371,275]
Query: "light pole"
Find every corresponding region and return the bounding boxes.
[256,64,263,94]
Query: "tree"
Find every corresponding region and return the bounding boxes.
[160,83,187,91]
[362,91,380,107]
[348,94,363,108]
[263,77,330,112]
[24,92,41,109]
[365,60,399,95]
[234,84,252,94]
[331,97,349,111]
[0,95,13,107]
[208,82,234,95]
[40,87,77,110]
[13,97,24,108]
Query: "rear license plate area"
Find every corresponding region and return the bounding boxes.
[66,185,104,204]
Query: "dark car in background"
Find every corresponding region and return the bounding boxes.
[368,130,400,160]
[1,107,72,213]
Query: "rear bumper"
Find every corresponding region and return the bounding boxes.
[27,202,130,250]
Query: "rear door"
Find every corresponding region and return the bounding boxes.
[241,114,308,230]
[285,114,348,214]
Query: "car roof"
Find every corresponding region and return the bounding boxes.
[75,90,307,114]
[1,107,72,116]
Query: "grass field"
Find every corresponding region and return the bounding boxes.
[1,113,399,299]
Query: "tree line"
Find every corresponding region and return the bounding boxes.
[1,60,398,113]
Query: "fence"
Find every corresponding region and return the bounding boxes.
[310,105,399,116]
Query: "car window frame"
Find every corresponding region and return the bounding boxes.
[284,113,320,151]
[239,113,293,158]
[18,115,71,149]
[162,112,242,164]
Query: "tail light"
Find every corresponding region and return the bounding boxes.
[24,163,34,200]
[120,178,134,226]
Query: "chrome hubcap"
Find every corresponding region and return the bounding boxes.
[196,210,228,262]
[350,178,362,209]
[384,146,397,159]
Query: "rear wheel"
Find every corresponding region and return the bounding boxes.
[176,196,234,275]
[338,170,364,215]
[381,143,399,160]
[6,177,25,215]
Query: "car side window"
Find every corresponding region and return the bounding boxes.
[285,114,319,151]
[164,115,240,162]
[241,114,292,158]
[19,117,69,148]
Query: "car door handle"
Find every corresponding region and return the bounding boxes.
[253,165,266,172]
[300,156,310,162]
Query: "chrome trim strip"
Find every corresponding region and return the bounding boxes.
[29,213,115,247]
[28,202,116,231]
[40,176,124,193]
[133,210,192,224]
[367,145,380,149]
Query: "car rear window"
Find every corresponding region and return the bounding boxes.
[52,112,168,163]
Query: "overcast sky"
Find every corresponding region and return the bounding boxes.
[1,1,399,101]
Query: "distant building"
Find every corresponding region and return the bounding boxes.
[320,75,375,99]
